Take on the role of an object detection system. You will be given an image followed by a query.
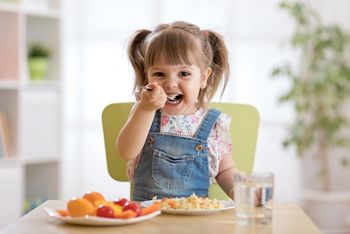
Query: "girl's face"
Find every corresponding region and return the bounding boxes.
[147,58,211,115]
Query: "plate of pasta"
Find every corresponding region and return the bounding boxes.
[140,194,234,215]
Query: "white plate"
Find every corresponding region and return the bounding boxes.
[44,207,161,226]
[140,200,234,215]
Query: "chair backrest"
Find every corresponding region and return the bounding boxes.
[102,102,260,198]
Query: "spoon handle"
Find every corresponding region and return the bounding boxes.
[136,85,175,101]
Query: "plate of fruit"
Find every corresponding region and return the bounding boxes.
[44,191,161,226]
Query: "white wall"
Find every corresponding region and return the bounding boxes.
[61,0,350,203]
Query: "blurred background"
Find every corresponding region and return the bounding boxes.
[1,0,350,233]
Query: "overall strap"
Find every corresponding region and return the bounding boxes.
[149,110,161,132]
[194,108,221,141]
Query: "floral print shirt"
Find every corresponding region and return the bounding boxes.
[127,108,232,183]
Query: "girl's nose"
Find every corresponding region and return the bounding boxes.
[164,76,178,89]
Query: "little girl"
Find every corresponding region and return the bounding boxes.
[116,21,235,201]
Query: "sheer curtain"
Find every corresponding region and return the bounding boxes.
[62,0,300,202]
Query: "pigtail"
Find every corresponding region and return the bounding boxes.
[127,29,152,91]
[199,30,230,107]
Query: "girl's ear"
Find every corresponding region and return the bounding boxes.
[200,67,212,89]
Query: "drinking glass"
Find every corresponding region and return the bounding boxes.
[234,172,274,225]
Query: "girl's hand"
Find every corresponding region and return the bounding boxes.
[139,82,167,111]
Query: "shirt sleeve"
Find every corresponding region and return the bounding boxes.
[208,112,232,179]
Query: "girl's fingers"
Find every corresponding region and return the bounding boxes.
[152,85,164,97]
[138,84,166,110]
[146,82,158,90]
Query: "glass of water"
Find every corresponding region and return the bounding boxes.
[234,171,274,225]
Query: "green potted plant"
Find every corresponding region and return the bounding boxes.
[28,43,50,81]
[272,1,350,232]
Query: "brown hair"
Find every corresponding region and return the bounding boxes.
[127,21,229,108]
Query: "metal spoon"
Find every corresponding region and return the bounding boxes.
[136,85,176,101]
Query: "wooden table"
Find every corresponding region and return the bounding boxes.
[1,200,322,234]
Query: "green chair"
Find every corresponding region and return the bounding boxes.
[102,102,260,200]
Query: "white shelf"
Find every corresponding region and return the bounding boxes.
[0,0,62,228]
[0,80,21,89]
[22,154,60,165]
[0,154,60,165]
[0,2,60,18]
[25,80,62,89]
[0,156,21,166]
[24,7,60,19]
[0,1,20,13]
[0,80,62,90]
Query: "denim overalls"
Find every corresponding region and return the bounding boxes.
[132,108,221,201]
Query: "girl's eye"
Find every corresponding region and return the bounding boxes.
[179,71,191,77]
[152,72,164,77]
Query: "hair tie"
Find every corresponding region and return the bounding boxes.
[202,30,209,37]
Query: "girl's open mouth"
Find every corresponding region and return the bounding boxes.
[166,93,183,104]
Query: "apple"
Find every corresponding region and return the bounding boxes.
[96,205,114,218]
[122,202,141,216]
[113,198,129,207]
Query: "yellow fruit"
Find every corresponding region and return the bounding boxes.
[110,204,123,214]
[94,201,123,214]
